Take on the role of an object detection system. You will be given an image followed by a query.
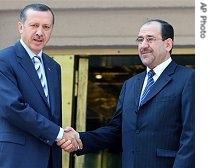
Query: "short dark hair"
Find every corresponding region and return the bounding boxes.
[144,19,174,41]
[19,3,54,25]
[143,19,174,54]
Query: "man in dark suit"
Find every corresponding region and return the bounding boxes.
[58,19,195,168]
[0,3,82,168]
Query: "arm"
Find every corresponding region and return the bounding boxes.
[57,77,127,154]
[173,70,195,167]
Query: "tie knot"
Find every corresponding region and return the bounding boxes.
[148,69,155,78]
[33,56,41,64]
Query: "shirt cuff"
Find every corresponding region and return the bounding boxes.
[56,127,64,142]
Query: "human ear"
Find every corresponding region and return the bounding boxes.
[18,21,23,34]
[164,38,173,52]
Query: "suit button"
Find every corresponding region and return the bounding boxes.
[46,140,50,143]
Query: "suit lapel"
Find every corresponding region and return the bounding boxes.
[140,61,177,106]
[134,71,147,108]
[42,54,55,110]
[16,42,49,107]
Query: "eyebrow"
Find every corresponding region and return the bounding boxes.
[138,35,156,38]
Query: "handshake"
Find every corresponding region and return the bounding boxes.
[57,127,83,153]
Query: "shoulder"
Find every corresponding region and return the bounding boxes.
[168,60,194,76]
[0,45,15,58]
[124,71,145,85]
[0,41,24,60]
[176,64,195,75]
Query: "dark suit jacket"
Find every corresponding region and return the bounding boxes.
[77,60,195,168]
[0,41,62,168]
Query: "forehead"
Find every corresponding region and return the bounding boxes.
[25,9,53,24]
[138,21,161,37]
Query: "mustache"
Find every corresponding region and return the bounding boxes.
[140,48,152,53]
[34,35,44,40]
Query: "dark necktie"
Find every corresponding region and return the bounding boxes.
[140,69,155,104]
[33,56,48,98]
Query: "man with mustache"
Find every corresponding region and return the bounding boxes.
[0,3,82,168]
[58,19,195,168]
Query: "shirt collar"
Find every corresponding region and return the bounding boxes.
[146,57,172,78]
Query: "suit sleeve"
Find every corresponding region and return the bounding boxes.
[173,70,195,167]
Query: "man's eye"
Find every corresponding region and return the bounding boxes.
[44,25,51,30]
[31,24,38,27]
[137,38,144,42]
[147,37,154,42]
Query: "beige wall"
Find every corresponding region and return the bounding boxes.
[0,0,195,51]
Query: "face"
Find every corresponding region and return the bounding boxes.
[18,9,54,55]
[137,21,173,69]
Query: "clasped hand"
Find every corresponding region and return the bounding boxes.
[57,127,83,153]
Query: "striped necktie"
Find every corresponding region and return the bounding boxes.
[33,56,48,98]
[140,69,155,105]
